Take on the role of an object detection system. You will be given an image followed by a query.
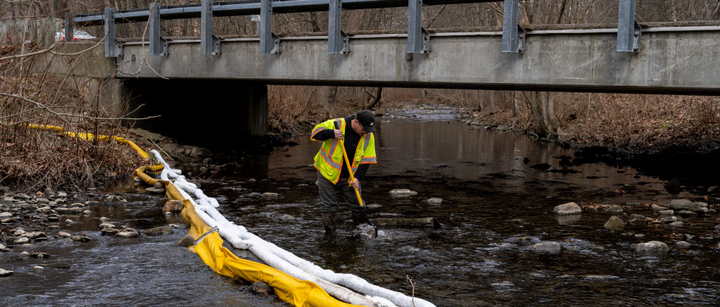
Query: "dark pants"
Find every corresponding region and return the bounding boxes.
[317,171,364,215]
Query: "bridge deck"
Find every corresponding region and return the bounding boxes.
[116,27,720,95]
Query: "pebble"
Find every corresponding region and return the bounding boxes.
[553,202,582,215]
[532,242,563,255]
[58,231,71,237]
[635,241,669,252]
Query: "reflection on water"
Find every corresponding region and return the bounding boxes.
[2,115,718,306]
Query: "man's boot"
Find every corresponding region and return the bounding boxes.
[351,211,366,227]
[321,214,335,233]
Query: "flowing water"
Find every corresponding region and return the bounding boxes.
[2,106,719,306]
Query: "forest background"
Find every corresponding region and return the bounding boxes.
[2,0,720,192]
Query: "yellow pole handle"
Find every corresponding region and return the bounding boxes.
[338,139,364,207]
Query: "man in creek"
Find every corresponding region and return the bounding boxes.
[311,110,377,232]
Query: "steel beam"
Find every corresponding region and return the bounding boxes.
[103,8,122,58]
[328,0,349,54]
[149,2,167,56]
[201,0,221,55]
[74,0,500,26]
[501,0,525,53]
[260,0,280,55]
[617,0,641,52]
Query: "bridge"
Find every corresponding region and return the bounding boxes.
[54,0,720,138]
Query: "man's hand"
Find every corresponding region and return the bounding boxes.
[334,129,343,139]
[351,178,360,190]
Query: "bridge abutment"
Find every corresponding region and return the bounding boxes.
[123,79,268,145]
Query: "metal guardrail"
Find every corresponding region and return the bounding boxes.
[64,0,642,58]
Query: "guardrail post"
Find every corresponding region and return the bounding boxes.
[149,2,168,56]
[501,0,525,53]
[201,0,221,55]
[407,0,429,54]
[64,13,74,42]
[617,0,641,52]
[328,0,349,54]
[260,0,280,55]
[104,8,122,58]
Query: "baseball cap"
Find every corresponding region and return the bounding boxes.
[356,110,376,132]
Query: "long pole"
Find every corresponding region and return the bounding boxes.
[338,139,363,207]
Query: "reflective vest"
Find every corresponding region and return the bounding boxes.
[311,117,377,184]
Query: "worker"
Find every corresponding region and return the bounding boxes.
[311,110,377,232]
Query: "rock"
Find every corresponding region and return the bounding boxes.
[669,199,708,213]
[65,219,74,224]
[14,193,31,200]
[553,202,582,215]
[251,281,274,295]
[0,212,12,218]
[153,182,165,189]
[676,210,695,217]
[47,214,60,222]
[30,252,50,259]
[163,200,184,214]
[660,216,678,223]
[389,189,418,197]
[129,128,164,142]
[532,242,562,255]
[605,205,624,215]
[426,198,443,205]
[604,216,625,230]
[556,214,581,225]
[14,237,29,244]
[177,234,195,247]
[14,228,25,236]
[353,224,377,239]
[261,192,280,200]
[675,241,691,249]
[144,226,173,236]
[116,228,140,238]
[145,187,166,194]
[0,268,14,277]
[71,235,92,242]
[277,214,295,222]
[0,244,9,252]
[57,192,67,198]
[669,221,684,227]
[99,222,116,229]
[101,228,119,236]
[1,197,13,205]
[657,210,674,216]
[58,231,71,238]
[33,266,44,270]
[635,241,669,252]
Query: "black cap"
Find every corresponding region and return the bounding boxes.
[356,110,376,132]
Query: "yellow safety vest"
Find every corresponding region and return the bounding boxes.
[311,117,377,184]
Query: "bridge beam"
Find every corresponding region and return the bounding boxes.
[328,0,349,54]
[260,0,280,55]
[407,0,429,54]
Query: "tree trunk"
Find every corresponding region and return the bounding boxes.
[529,91,548,138]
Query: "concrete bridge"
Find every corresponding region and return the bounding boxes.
[55,0,720,139]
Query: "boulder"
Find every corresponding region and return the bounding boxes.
[635,241,669,252]
[58,231,71,238]
[389,189,418,197]
[604,216,625,230]
[553,202,582,215]
[163,200,184,214]
[143,226,173,236]
[532,242,562,255]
